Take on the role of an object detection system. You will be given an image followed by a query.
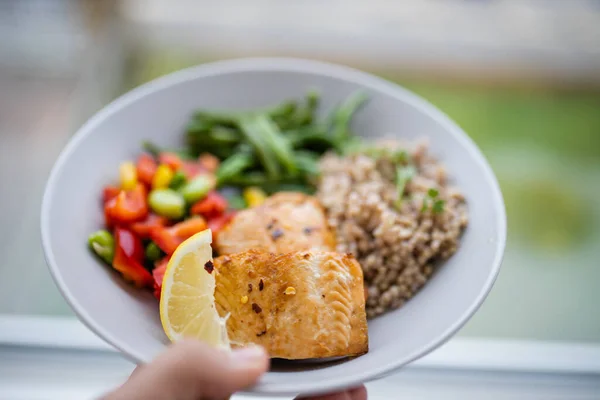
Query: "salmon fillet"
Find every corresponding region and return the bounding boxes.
[213,249,368,359]
[214,192,336,255]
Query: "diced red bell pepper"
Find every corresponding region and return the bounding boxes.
[150,216,208,255]
[150,228,180,256]
[180,160,207,180]
[112,227,153,288]
[103,185,121,204]
[190,191,228,219]
[172,216,209,237]
[207,211,236,240]
[153,283,161,300]
[152,256,169,300]
[198,153,220,172]
[104,183,148,227]
[130,213,169,239]
[159,152,183,171]
[136,153,157,186]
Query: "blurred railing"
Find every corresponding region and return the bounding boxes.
[119,0,600,87]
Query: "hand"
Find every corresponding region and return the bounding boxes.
[102,339,269,400]
[102,339,367,400]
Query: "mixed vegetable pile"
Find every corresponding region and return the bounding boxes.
[88,152,236,299]
[87,90,367,298]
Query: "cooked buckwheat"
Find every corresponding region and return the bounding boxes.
[317,140,468,318]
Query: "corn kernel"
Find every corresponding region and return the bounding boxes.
[243,187,267,208]
[284,287,296,295]
[240,295,249,304]
[152,164,174,189]
[119,161,137,190]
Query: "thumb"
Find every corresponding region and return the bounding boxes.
[105,340,269,400]
[169,340,269,398]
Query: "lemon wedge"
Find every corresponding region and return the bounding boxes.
[159,229,230,350]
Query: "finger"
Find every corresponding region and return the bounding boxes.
[295,386,367,400]
[155,340,269,399]
[349,385,368,400]
[295,391,351,400]
[128,365,144,378]
[105,340,269,400]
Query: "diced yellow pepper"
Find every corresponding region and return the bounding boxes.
[152,164,174,189]
[119,161,138,191]
[243,187,267,208]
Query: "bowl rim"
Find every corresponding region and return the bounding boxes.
[41,57,507,396]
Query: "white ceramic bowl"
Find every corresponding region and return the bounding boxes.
[41,58,506,397]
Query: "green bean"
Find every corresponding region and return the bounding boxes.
[294,149,320,161]
[237,115,281,179]
[225,173,309,193]
[288,128,338,153]
[88,230,115,265]
[330,91,368,143]
[272,115,293,131]
[294,90,320,127]
[286,109,312,130]
[209,127,241,144]
[176,150,195,160]
[186,118,214,134]
[235,143,253,155]
[187,126,240,146]
[149,189,185,219]
[275,92,319,131]
[225,172,271,187]
[294,151,321,177]
[142,141,194,160]
[180,175,214,204]
[264,100,297,120]
[263,182,315,195]
[142,141,162,158]
[216,153,255,185]
[246,114,297,175]
[306,89,320,112]
[145,242,163,262]
[168,170,187,190]
[192,143,238,160]
[186,140,236,160]
[192,100,296,125]
[192,111,239,127]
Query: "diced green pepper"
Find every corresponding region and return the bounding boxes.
[168,170,187,190]
[88,230,115,264]
[148,189,185,219]
[180,175,214,204]
[145,241,163,262]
